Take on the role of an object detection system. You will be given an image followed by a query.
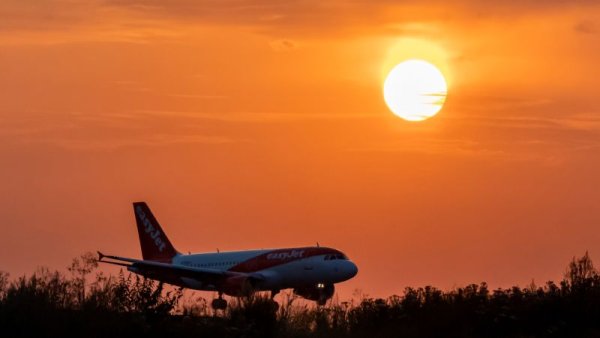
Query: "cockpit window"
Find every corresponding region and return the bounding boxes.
[324,253,349,260]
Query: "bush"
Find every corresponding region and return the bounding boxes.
[2,251,600,337]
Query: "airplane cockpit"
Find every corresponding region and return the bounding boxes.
[323,253,348,260]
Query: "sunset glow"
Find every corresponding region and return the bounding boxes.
[1,1,600,302]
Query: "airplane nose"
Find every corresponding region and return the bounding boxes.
[345,261,358,279]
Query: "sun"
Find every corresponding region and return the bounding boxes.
[383,59,447,121]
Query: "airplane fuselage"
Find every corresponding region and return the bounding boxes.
[159,247,357,292]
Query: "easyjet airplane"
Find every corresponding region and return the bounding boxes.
[98,202,358,309]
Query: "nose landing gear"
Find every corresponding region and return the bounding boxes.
[211,292,227,310]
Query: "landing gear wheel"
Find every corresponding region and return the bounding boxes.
[212,295,227,310]
[268,299,280,311]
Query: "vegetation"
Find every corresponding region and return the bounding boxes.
[2,252,600,337]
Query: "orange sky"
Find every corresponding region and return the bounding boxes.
[1,0,600,299]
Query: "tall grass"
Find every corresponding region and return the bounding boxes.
[1,252,600,337]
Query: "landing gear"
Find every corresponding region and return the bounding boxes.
[211,292,227,310]
[268,289,280,311]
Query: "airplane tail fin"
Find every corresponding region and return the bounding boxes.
[133,202,179,262]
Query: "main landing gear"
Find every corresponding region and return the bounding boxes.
[211,292,227,310]
[211,290,281,311]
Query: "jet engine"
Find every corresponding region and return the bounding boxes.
[294,283,335,305]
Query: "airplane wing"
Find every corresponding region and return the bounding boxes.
[97,252,253,287]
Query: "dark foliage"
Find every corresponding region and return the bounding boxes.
[2,252,600,337]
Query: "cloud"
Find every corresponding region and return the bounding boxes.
[0,0,97,31]
[574,20,598,34]
[166,94,229,99]
[43,134,235,151]
[451,114,600,134]
[0,0,182,44]
[102,0,600,38]
[0,110,235,150]
[0,107,374,151]
[347,138,485,155]
[2,0,599,43]
[345,136,570,166]
[132,109,374,122]
[269,39,296,52]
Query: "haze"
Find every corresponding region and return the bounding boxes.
[1,0,600,299]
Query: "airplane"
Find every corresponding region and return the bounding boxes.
[98,202,359,309]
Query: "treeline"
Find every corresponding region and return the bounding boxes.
[2,253,600,337]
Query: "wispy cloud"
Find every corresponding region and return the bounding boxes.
[0,0,183,45]
[132,109,375,122]
[2,0,599,44]
[166,94,229,99]
[446,113,600,132]
[101,0,600,39]
[0,111,235,150]
[0,106,376,151]
[41,134,235,151]
[574,20,598,34]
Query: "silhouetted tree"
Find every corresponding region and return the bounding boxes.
[566,251,597,287]
[0,271,8,300]
[67,251,98,306]
[111,270,182,318]
[3,251,600,337]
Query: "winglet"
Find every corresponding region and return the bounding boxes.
[97,251,105,261]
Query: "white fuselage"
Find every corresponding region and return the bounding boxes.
[171,248,357,291]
